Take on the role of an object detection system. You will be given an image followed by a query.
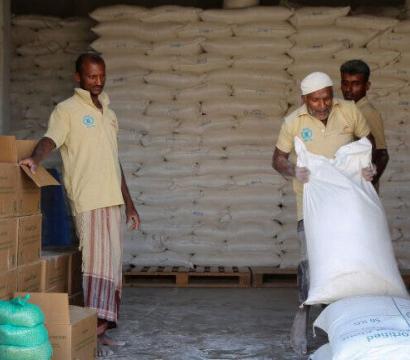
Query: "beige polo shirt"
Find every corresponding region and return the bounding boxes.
[357,97,387,150]
[44,88,124,215]
[276,98,370,221]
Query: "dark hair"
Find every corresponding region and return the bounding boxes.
[75,52,105,73]
[340,59,370,82]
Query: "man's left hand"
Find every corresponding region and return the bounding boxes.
[362,164,377,182]
[126,207,141,231]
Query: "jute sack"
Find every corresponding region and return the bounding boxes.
[287,61,340,80]
[147,38,204,56]
[11,27,37,46]
[141,5,201,23]
[289,26,377,47]
[287,41,350,60]
[144,71,206,89]
[109,54,177,72]
[126,251,193,267]
[103,55,155,72]
[223,0,259,9]
[373,66,410,81]
[34,54,76,70]
[92,21,183,41]
[336,14,399,31]
[289,6,350,27]
[12,15,60,29]
[232,85,290,100]
[200,7,293,24]
[176,83,232,102]
[36,27,94,45]
[177,22,233,39]
[170,174,233,189]
[145,102,201,120]
[174,116,237,135]
[17,40,61,56]
[201,127,275,146]
[207,68,291,86]
[334,48,400,69]
[105,71,147,89]
[164,236,224,254]
[203,37,293,56]
[232,21,296,38]
[108,84,176,102]
[393,20,410,33]
[202,98,287,117]
[59,17,94,31]
[118,116,178,135]
[90,37,151,55]
[134,158,200,177]
[89,5,148,22]
[173,54,233,73]
[64,41,91,55]
[232,55,293,71]
[367,30,410,52]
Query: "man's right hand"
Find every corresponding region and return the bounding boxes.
[19,158,38,174]
[295,166,310,183]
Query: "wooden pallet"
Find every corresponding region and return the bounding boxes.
[251,267,297,288]
[123,265,251,288]
[123,266,189,287]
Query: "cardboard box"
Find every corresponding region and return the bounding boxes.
[0,217,18,272]
[68,250,83,295]
[41,250,70,292]
[0,136,59,218]
[16,292,97,360]
[0,269,17,300]
[18,214,42,266]
[17,260,42,292]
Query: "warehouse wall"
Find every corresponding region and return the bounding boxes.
[8,5,410,269]
[0,0,10,133]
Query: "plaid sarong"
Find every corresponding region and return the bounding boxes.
[75,206,122,324]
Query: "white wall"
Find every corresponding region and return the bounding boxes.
[0,0,10,134]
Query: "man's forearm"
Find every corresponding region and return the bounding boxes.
[272,148,295,179]
[120,163,135,210]
[373,149,389,184]
[32,137,56,163]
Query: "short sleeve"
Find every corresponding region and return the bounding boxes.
[364,109,386,149]
[43,105,70,148]
[276,119,295,153]
[352,104,370,139]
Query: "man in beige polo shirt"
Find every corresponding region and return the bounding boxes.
[20,53,140,357]
[272,72,376,357]
[341,59,389,192]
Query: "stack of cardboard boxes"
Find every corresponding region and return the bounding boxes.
[0,136,97,359]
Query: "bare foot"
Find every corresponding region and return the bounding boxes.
[99,334,126,347]
[97,344,114,358]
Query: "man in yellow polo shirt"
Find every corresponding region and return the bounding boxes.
[20,53,140,357]
[341,59,389,192]
[272,72,376,356]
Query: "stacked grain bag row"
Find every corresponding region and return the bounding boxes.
[90,5,296,267]
[10,15,94,140]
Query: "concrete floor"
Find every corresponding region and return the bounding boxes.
[105,287,327,360]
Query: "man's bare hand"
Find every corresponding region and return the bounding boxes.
[126,207,141,231]
[295,166,310,183]
[362,164,377,182]
[19,158,38,174]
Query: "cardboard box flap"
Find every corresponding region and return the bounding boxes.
[16,140,37,162]
[0,136,18,163]
[15,292,70,324]
[20,165,60,187]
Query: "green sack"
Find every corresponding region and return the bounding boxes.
[0,323,49,347]
[0,341,52,360]
[0,295,44,327]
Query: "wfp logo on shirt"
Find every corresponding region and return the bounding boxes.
[82,115,95,128]
[301,128,313,142]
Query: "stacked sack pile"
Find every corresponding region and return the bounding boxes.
[90,5,297,267]
[0,295,52,360]
[10,15,94,140]
[89,4,410,269]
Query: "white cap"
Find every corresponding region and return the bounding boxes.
[300,72,333,95]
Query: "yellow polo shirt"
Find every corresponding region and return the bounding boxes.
[44,88,124,215]
[357,97,387,150]
[276,98,370,221]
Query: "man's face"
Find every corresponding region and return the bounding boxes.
[340,72,369,103]
[303,87,333,122]
[75,60,106,97]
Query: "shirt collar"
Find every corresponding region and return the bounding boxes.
[74,88,110,109]
[356,96,368,107]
